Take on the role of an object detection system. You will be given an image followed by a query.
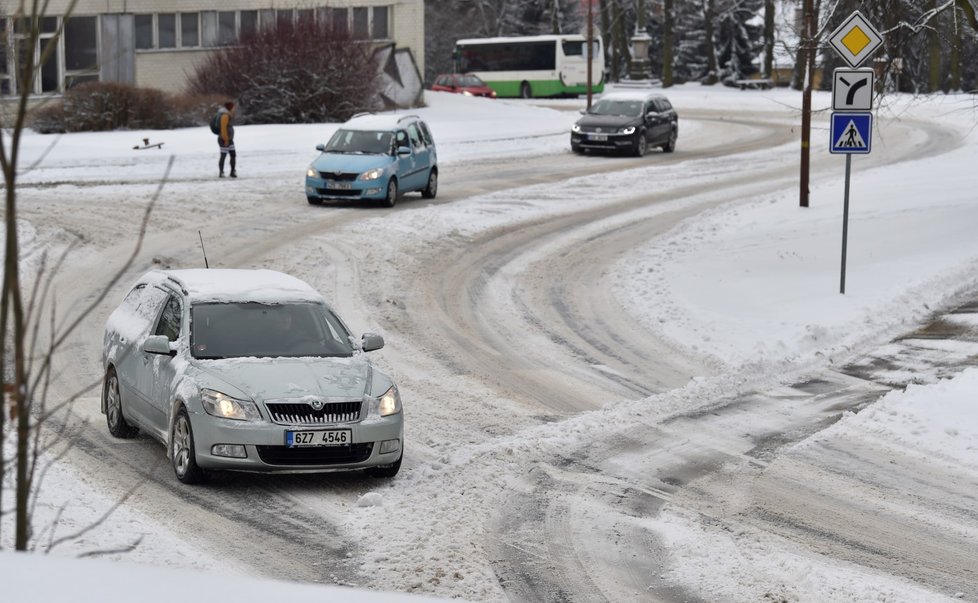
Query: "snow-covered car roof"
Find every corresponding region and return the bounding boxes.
[145,269,325,304]
[341,113,424,132]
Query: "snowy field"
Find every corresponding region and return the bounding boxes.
[3,84,978,601]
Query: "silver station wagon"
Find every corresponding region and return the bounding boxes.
[101,269,403,483]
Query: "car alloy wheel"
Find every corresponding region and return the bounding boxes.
[104,370,137,438]
[382,178,398,208]
[634,133,647,157]
[171,409,205,484]
[664,129,677,153]
[421,170,438,199]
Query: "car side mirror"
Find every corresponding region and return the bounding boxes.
[397,146,412,156]
[315,143,325,152]
[143,335,176,356]
[361,333,385,352]
[579,109,586,115]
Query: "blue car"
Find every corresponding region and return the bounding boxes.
[305,113,438,207]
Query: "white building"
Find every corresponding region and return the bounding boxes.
[1,1,424,101]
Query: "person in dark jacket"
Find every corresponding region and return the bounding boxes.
[217,101,236,178]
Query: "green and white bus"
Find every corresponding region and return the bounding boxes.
[454,34,605,99]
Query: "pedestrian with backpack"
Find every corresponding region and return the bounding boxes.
[211,101,237,178]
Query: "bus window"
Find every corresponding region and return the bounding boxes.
[561,39,600,58]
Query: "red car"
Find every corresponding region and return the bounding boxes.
[430,73,497,98]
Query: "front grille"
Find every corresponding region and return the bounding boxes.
[317,187,360,197]
[318,171,358,181]
[257,443,373,466]
[265,400,362,425]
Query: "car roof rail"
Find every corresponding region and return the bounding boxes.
[165,274,189,295]
[396,114,420,123]
[350,112,373,119]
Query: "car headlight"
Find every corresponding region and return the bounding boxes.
[306,167,318,178]
[571,124,582,133]
[200,389,262,422]
[360,167,385,181]
[378,385,401,417]
[620,126,636,135]
[462,90,474,96]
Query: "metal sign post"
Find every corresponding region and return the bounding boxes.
[827,11,883,294]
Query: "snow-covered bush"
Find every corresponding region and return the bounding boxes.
[29,82,222,133]
[186,17,379,124]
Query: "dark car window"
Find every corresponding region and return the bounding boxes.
[418,121,433,146]
[154,295,183,341]
[407,123,422,147]
[190,302,355,359]
[457,75,484,87]
[658,99,673,112]
[325,129,393,154]
[394,130,409,148]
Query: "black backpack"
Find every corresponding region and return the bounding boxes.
[209,112,222,134]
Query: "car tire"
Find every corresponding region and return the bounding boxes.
[520,81,532,99]
[171,408,206,485]
[307,196,322,205]
[633,132,648,157]
[104,369,138,438]
[368,454,402,478]
[381,178,398,208]
[421,169,438,199]
[663,128,677,153]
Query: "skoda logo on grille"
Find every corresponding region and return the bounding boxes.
[595,127,602,133]
[310,399,325,411]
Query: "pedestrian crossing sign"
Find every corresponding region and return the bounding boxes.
[830,112,873,154]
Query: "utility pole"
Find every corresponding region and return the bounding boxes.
[587,0,594,108]
[799,0,814,207]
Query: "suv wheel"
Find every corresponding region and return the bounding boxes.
[421,169,438,199]
[382,178,398,208]
[633,132,648,157]
[663,128,677,153]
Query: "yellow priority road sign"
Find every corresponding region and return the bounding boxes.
[828,11,883,68]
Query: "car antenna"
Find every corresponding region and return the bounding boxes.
[198,230,209,269]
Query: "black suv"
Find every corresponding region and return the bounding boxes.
[570,91,678,157]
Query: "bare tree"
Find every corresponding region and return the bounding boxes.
[1,1,161,553]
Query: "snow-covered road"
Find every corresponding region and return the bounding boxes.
[5,86,978,602]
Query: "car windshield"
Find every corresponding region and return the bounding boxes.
[588,99,644,117]
[324,129,393,154]
[458,75,484,87]
[190,302,355,359]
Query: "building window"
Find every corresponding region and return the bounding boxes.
[276,10,293,28]
[64,15,98,88]
[218,11,236,45]
[135,14,153,49]
[372,7,389,39]
[181,13,199,47]
[297,9,313,24]
[240,11,258,38]
[353,7,369,39]
[0,19,9,94]
[158,13,176,48]
[329,8,348,35]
